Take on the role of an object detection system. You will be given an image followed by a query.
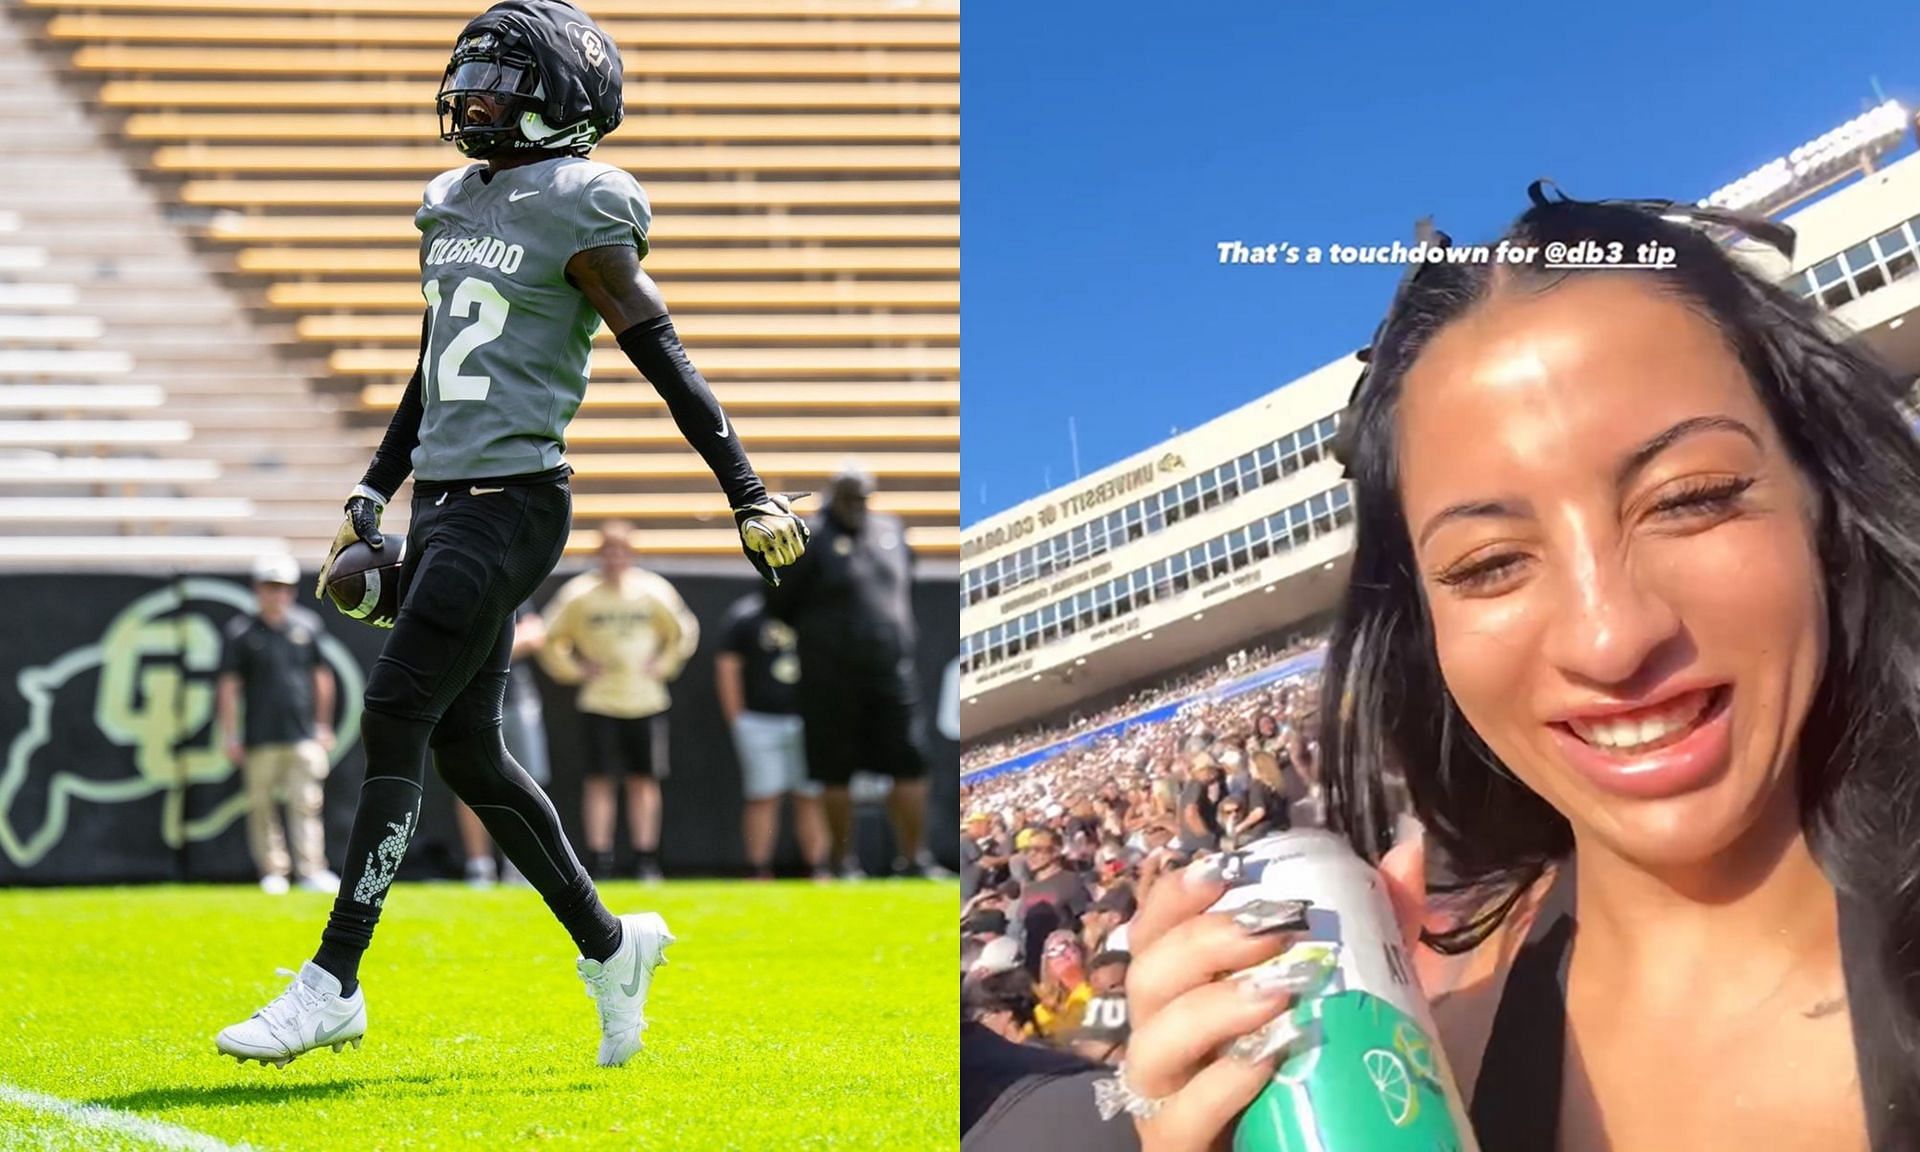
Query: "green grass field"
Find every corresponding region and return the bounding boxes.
[0,881,958,1151]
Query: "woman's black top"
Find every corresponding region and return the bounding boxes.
[1469,859,1913,1150]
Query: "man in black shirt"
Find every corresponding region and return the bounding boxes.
[962,810,1009,900]
[716,592,829,880]
[1017,828,1090,979]
[763,466,939,877]
[217,555,339,895]
[1178,755,1224,854]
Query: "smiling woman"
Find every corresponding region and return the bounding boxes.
[1116,186,1920,1152]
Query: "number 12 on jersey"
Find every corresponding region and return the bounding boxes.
[422,277,511,402]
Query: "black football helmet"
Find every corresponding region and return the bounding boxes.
[437,0,624,159]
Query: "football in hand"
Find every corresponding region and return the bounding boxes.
[323,535,406,628]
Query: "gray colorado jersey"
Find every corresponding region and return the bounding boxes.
[411,156,651,481]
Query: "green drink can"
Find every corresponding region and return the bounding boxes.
[1211,829,1479,1152]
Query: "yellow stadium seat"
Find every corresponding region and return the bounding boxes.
[207,212,958,243]
[73,46,960,80]
[330,347,959,379]
[47,15,958,48]
[570,490,957,518]
[542,416,958,446]
[238,245,956,276]
[28,0,957,17]
[562,523,958,557]
[153,144,958,175]
[359,380,957,410]
[312,313,958,344]
[567,452,957,480]
[101,80,960,110]
[266,280,958,311]
[127,112,960,142]
[182,179,957,209]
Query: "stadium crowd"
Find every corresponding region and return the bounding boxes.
[959,633,1329,773]
[957,641,1334,1069]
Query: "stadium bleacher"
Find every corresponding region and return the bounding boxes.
[2,0,959,567]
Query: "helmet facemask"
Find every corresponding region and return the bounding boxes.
[437,41,543,158]
[438,32,607,159]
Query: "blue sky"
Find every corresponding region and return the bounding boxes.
[961,1,1920,525]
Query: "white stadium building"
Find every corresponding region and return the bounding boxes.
[960,101,1920,746]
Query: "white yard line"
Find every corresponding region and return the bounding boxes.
[0,1083,253,1152]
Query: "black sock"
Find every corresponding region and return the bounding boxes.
[637,849,660,872]
[589,850,615,878]
[546,871,624,962]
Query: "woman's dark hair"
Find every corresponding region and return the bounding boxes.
[1317,185,1920,1094]
[964,967,1039,1026]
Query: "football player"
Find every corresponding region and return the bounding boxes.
[215,0,807,1069]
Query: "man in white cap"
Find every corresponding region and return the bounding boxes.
[217,555,341,895]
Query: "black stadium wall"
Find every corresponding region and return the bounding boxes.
[0,570,959,886]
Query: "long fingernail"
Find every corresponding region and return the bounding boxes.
[1227,1015,1302,1064]
[1235,961,1322,998]
[1231,899,1311,935]
[1183,854,1227,888]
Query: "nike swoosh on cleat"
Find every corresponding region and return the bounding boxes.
[470,486,505,496]
[313,1016,356,1045]
[622,954,645,997]
[509,189,541,202]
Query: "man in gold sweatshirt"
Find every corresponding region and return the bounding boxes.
[539,521,698,881]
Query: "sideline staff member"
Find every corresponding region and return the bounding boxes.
[217,554,340,895]
[540,521,698,881]
[765,466,939,877]
[716,593,830,880]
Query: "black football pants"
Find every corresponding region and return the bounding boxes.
[315,478,619,989]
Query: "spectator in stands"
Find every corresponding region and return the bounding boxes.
[1176,754,1223,852]
[1066,951,1133,1066]
[1031,930,1093,1042]
[539,521,697,881]
[218,555,340,896]
[763,465,942,878]
[963,967,1040,1045]
[1080,887,1134,955]
[715,591,829,881]
[454,604,550,887]
[962,809,1010,900]
[1016,827,1089,978]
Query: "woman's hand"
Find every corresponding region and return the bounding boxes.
[1122,828,1430,1151]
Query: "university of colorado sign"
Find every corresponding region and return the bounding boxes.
[963,452,1187,562]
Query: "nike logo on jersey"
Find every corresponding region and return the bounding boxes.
[716,411,730,439]
[508,189,541,202]
[425,235,526,275]
[471,486,505,496]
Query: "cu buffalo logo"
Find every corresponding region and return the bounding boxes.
[565,22,614,97]
[0,579,363,869]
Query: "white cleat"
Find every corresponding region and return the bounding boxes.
[259,875,290,896]
[214,962,365,1067]
[577,912,674,1067]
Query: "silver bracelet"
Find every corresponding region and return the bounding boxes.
[1092,1063,1170,1122]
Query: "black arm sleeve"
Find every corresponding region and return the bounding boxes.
[616,314,767,510]
[358,310,429,502]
